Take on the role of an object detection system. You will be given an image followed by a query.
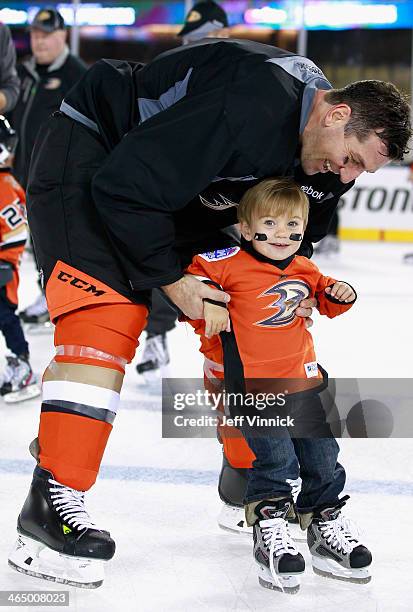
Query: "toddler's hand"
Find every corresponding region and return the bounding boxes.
[204,302,230,338]
[325,282,355,302]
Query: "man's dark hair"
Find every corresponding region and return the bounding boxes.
[325,80,411,161]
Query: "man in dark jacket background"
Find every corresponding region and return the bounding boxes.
[0,23,20,114]
[10,7,87,188]
[10,7,87,325]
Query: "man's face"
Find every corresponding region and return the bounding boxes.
[300,105,390,183]
[30,28,66,65]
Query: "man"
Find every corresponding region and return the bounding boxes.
[11,7,86,188]
[0,24,20,114]
[136,0,231,381]
[10,7,87,325]
[8,40,411,588]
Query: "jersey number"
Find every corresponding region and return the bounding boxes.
[1,204,25,229]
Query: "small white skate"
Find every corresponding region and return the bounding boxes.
[136,333,169,385]
[1,355,41,403]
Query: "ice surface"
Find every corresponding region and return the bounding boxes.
[0,242,412,611]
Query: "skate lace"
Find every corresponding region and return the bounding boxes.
[48,479,99,531]
[319,514,361,554]
[261,517,298,592]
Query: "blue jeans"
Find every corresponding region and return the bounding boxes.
[242,395,346,513]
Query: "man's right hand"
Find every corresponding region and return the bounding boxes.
[162,275,230,320]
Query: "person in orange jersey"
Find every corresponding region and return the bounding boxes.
[0,116,39,403]
[185,178,372,592]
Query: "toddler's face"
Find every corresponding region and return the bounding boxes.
[241,212,305,261]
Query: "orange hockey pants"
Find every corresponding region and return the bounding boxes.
[38,303,148,491]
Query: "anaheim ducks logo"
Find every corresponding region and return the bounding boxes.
[187,10,202,22]
[255,279,310,328]
[199,193,238,210]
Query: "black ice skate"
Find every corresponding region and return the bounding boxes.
[251,499,305,594]
[136,332,170,383]
[0,354,40,403]
[8,466,115,588]
[307,495,372,584]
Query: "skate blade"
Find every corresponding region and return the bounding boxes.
[312,565,371,584]
[217,505,252,536]
[8,534,105,589]
[3,385,41,404]
[258,575,300,594]
[218,522,252,535]
[312,555,371,584]
[257,564,302,594]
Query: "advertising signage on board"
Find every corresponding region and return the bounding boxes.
[1,1,413,30]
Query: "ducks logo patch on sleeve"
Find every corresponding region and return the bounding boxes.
[199,247,240,262]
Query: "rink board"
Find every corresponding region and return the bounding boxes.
[339,166,413,241]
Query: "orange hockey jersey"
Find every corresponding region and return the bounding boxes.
[186,244,355,382]
[0,169,28,304]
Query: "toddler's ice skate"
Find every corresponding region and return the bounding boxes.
[0,355,40,403]
[251,499,305,594]
[307,495,372,584]
[9,466,115,588]
[136,332,169,383]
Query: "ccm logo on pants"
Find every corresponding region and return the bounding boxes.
[57,271,106,296]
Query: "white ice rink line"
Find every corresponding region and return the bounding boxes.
[0,457,413,497]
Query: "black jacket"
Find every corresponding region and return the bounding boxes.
[0,24,20,112]
[10,47,86,187]
[58,40,352,290]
